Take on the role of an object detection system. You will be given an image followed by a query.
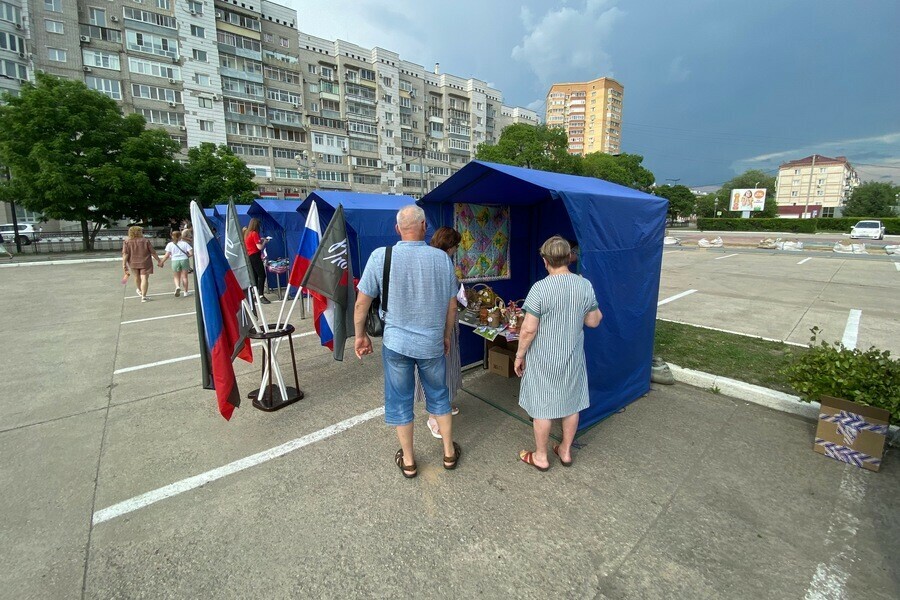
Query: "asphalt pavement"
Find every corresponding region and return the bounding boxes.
[0,257,897,599]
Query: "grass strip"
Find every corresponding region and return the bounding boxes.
[654,320,807,394]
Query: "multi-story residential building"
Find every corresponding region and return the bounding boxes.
[775,154,860,218]
[496,105,540,132]
[545,76,623,156]
[1,0,534,227]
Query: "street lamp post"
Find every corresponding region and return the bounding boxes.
[295,151,317,195]
[713,197,719,218]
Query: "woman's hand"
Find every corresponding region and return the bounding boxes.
[514,356,526,377]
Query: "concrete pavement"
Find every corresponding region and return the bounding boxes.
[0,259,897,599]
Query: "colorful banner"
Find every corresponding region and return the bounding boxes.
[729,188,767,212]
[454,203,510,282]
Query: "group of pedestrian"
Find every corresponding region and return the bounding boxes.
[121,225,194,302]
[354,205,602,479]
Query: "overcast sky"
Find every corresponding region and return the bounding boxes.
[286,0,900,187]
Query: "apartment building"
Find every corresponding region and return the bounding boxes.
[775,154,860,218]
[1,0,534,224]
[545,76,623,156]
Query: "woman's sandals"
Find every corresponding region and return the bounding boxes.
[443,442,462,470]
[395,449,417,479]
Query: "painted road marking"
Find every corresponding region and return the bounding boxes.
[797,257,813,265]
[714,253,739,260]
[895,262,900,272]
[124,291,184,300]
[841,309,862,350]
[92,406,386,525]
[804,466,866,600]
[0,257,121,268]
[657,289,697,306]
[121,312,196,325]
[113,331,316,374]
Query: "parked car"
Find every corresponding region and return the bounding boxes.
[849,220,885,240]
[0,223,40,245]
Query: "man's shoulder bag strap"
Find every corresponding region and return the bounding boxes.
[382,246,392,312]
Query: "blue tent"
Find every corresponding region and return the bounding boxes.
[214,203,250,229]
[299,192,414,278]
[419,160,668,430]
[247,199,304,260]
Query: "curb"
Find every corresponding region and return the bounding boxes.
[668,363,900,445]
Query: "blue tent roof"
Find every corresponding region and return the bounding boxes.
[300,192,414,277]
[421,160,669,430]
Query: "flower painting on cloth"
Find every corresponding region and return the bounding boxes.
[454,203,511,282]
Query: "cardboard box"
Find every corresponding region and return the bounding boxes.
[488,346,516,378]
[814,395,890,472]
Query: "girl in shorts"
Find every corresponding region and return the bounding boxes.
[159,230,193,297]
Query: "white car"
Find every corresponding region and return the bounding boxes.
[0,223,40,245]
[849,220,885,240]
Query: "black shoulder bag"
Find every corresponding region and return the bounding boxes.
[365,246,392,337]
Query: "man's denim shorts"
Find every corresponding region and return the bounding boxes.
[382,345,451,426]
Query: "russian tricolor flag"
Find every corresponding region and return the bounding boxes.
[190,201,251,420]
[288,201,334,350]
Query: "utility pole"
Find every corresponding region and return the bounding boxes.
[4,166,21,253]
[802,154,817,219]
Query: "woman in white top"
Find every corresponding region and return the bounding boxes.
[159,230,194,297]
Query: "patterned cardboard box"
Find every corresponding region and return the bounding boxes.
[814,395,890,472]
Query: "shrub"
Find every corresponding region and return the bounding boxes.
[696,218,817,233]
[782,327,900,424]
[814,217,900,234]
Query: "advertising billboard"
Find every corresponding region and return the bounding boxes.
[730,188,767,213]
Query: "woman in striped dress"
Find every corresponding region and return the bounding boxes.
[514,236,603,471]
[414,227,463,438]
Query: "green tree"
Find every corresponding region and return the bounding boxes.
[475,123,579,174]
[581,152,655,191]
[184,143,257,208]
[654,184,696,220]
[113,129,188,226]
[0,73,150,249]
[843,181,899,217]
[707,170,778,218]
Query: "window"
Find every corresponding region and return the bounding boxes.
[188,0,203,14]
[216,31,261,52]
[0,58,27,80]
[307,64,317,75]
[279,36,289,48]
[822,207,835,218]
[225,99,266,117]
[1,2,21,25]
[381,76,392,87]
[817,178,825,185]
[48,48,67,62]
[353,157,380,168]
[273,147,300,159]
[131,83,181,103]
[271,128,304,142]
[45,19,64,34]
[199,120,214,132]
[793,169,801,175]
[83,49,120,70]
[231,144,268,157]
[248,166,270,178]
[44,0,61,13]
[267,87,301,105]
[354,174,381,185]
[264,33,273,43]
[86,76,122,100]
[156,0,170,9]
[360,68,375,81]
[128,56,180,80]
[792,178,801,185]
[320,66,333,80]
[192,49,207,61]
[0,32,25,53]
[816,190,824,196]
[126,30,179,58]
[790,191,799,197]
[88,7,106,27]
[274,167,300,180]
[140,109,184,125]
[320,153,343,164]
[819,167,827,173]
[190,25,204,38]
[198,97,213,109]
[317,170,350,183]
[226,122,267,138]
[195,73,210,86]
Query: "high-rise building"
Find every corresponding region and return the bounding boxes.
[775,154,860,218]
[2,0,535,227]
[545,76,623,156]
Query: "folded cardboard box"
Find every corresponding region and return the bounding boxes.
[488,346,516,378]
[814,395,890,472]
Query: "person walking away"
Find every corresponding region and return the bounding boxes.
[159,230,193,297]
[354,206,461,478]
[413,226,463,438]
[0,232,12,259]
[514,236,602,471]
[122,226,161,303]
[244,218,271,304]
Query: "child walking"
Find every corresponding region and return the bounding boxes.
[159,230,193,297]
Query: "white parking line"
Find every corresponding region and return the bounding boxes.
[714,253,739,260]
[657,289,697,306]
[124,292,184,300]
[0,257,121,268]
[121,312,195,325]
[841,309,862,350]
[92,406,386,525]
[113,331,317,374]
[797,257,813,265]
[895,263,900,272]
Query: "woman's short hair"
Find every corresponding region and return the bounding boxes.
[127,226,143,239]
[170,230,182,241]
[430,227,461,252]
[540,235,571,268]
[246,218,260,232]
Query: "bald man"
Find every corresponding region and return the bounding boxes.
[354,205,461,479]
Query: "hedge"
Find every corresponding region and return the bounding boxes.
[696,217,900,235]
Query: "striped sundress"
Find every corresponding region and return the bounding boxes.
[414,321,461,404]
[518,273,599,420]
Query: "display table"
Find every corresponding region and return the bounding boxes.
[247,323,304,411]
[459,320,519,368]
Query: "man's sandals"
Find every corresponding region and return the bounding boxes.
[395,449,417,479]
